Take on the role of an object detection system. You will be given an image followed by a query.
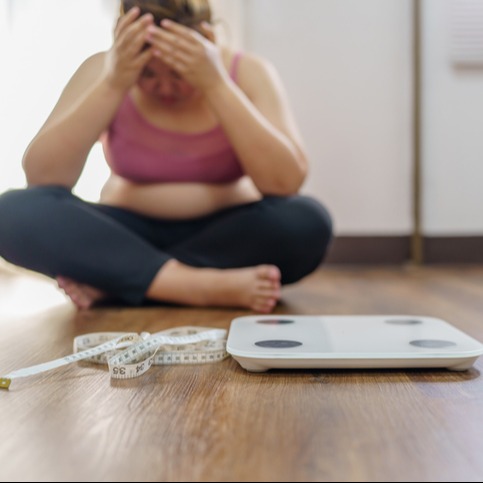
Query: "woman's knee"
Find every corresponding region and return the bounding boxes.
[264,195,333,283]
[0,185,72,262]
[289,196,332,244]
[0,185,70,226]
[267,195,332,247]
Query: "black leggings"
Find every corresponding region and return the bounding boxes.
[0,186,332,305]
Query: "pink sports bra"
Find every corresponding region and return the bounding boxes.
[101,53,245,183]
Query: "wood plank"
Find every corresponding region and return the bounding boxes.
[0,261,482,481]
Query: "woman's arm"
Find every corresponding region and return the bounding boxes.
[23,57,124,188]
[149,20,308,196]
[23,8,154,189]
[204,54,308,195]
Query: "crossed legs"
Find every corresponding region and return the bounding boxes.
[0,186,332,312]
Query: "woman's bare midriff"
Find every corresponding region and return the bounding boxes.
[99,174,263,219]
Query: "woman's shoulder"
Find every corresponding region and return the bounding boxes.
[222,49,281,99]
[221,48,273,75]
[76,51,107,77]
[56,51,107,99]
[55,51,107,96]
[37,52,108,133]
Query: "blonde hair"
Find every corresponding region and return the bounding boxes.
[120,0,212,28]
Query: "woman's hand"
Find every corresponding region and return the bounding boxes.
[103,7,155,92]
[147,19,229,93]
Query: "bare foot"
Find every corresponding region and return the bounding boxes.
[147,262,282,313]
[56,276,107,310]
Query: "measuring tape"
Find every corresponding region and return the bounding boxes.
[0,326,228,390]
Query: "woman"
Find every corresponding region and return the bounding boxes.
[0,0,332,313]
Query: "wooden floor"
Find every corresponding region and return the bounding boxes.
[0,261,482,482]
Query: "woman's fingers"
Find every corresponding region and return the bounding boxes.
[134,47,155,70]
[106,10,156,90]
[149,20,205,52]
[149,20,225,91]
[148,25,189,52]
[153,48,192,73]
[124,22,153,56]
[198,21,216,43]
[114,6,141,38]
[118,13,153,51]
[160,19,202,41]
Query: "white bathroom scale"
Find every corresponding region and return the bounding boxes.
[226,315,483,372]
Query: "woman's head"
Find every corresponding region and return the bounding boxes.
[120,0,212,29]
[121,1,214,106]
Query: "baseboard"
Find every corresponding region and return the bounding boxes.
[423,236,483,263]
[325,236,411,264]
[325,235,483,264]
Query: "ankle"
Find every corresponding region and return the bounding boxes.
[146,259,209,305]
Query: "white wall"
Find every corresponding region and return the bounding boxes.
[0,0,116,200]
[422,0,483,235]
[244,0,414,235]
[0,0,14,189]
[211,0,245,49]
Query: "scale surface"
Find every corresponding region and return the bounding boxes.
[226,315,483,372]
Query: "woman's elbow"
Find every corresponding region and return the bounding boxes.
[279,173,306,196]
[281,156,309,195]
[261,164,308,196]
[22,157,47,187]
[22,158,75,189]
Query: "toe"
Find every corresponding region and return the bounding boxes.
[252,296,277,313]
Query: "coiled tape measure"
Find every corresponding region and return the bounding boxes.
[0,326,228,390]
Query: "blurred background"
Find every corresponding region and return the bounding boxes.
[1,0,482,264]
